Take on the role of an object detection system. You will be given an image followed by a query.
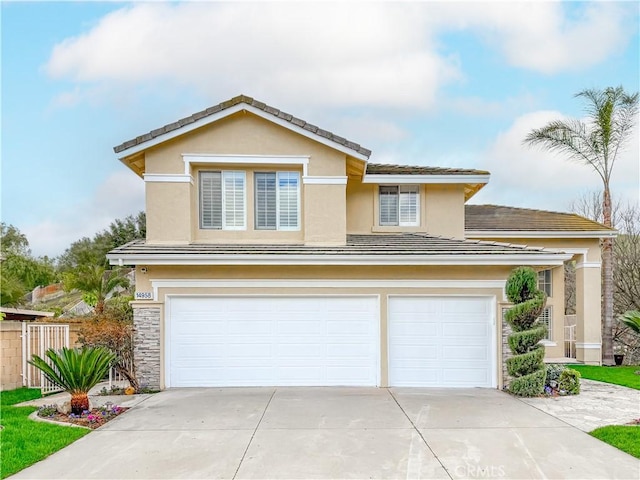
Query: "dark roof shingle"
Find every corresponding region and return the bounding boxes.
[465,204,615,232]
[366,164,489,176]
[114,94,371,158]
[108,233,550,257]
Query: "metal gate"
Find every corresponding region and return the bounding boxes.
[22,323,70,394]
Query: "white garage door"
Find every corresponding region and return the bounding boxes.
[388,296,495,388]
[167,296,379,387]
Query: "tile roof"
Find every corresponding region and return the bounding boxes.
[114,94,371,158]
[465,204,615,232]
[366,163,489,176]
[108,234,552,257]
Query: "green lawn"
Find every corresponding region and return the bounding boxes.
[591,426,640,459]
[0,388,89,479]
[0,387,42,406]
[568,365,640,390]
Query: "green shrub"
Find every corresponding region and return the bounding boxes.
[504,266,548,397]
[509,368,547,396]
[507,347,545,377]
[505,267,538,304]
[503,293,545,332]
[558,368,581,395]
[508,326,547,355]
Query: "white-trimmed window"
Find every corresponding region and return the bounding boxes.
[538,269,552,297]
[538,306,552,341]
[200,171,246,229]
[379,185,419,226]
[255,171,300,230]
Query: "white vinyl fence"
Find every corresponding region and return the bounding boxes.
[22,323,69,394]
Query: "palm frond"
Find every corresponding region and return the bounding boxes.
[618,310,640,334]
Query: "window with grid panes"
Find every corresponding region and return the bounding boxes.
[379,185,419,226]
[254,172,300,230]
[199,171,246,229]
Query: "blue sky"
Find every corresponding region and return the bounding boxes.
[2,1,639,257]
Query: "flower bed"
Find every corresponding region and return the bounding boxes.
[37,403,128,429]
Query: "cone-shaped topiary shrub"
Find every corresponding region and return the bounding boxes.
[504,267,548,396]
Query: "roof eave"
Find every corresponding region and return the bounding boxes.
[107,252,572,267]
[466,230,617,239]
[362,174,490,185]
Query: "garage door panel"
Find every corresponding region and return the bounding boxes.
[442,323,488,336]
[443,368,490,383]
[168,296,378,387]
[392,345,439,361]
[391,322,438,336]
[389,296,494,388]
[277,320,322,335]
[442,345,489,360]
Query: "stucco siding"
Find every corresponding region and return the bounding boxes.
[425,184,465,238]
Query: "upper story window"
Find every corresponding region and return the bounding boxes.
[255,171,300,230]
[538,269,552,297]
[199,171,246,230]
[379,185,419,226]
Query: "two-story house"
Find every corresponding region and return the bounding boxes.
[108,95,614,391]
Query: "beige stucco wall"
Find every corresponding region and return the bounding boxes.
[304,184,346,244]
[345,182,466,238]
[140,112,353,245]
[146,182,192,244]
[424,185,465,238]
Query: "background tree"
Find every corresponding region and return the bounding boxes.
[57,212,145,272]
[1,222,30,256]
[62,265,130,314]
[0,224,58,306]
[524,86,639,365]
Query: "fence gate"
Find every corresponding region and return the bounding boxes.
[22,323,70,394]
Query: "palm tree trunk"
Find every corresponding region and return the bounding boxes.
[602,188,614,365]
[95,298,105,315]
[70,393,90,415]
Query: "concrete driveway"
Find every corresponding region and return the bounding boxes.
[12,387,639,479]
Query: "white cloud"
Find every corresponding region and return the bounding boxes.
[45,2,459,111]
[429,2,635,74]
[24,171,145,258]
[472,111,640,211]
[44,2,635,114]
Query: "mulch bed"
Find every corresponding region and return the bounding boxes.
[37,405,128,429]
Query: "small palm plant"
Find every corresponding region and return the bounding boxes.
[618,311,640,334]
[29,346,116,415]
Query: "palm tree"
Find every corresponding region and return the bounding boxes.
[63,265,130,314]
[524,86,639,365]
[29,347,116,415]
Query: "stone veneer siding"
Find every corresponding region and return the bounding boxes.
[502,315,513,388]
[133,307,161,390]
